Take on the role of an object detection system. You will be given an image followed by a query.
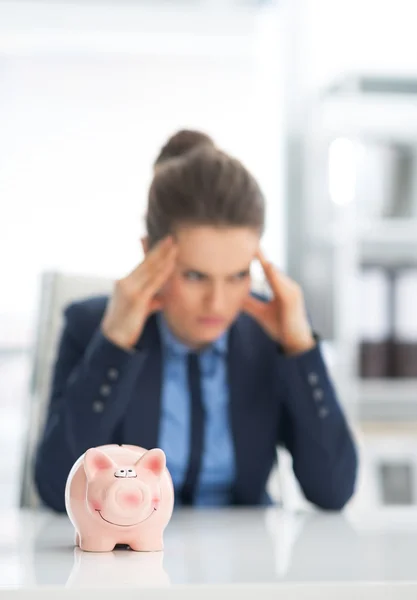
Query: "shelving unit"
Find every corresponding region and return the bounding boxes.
[304,78,417,423]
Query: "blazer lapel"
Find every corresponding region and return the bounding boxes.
[122,315,163,450]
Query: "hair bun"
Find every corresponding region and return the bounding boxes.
[154,129,214,167]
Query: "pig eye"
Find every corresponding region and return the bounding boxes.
[126,468,137,478]
[114,469,127,478]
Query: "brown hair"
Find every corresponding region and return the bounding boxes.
[146,144,265,248]
[154,129,215,167]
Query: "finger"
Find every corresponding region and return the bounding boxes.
[142,251,177,299]
[142,240,176,272]
[242,295,268,320]
[141,237,175,274]
[256,250,296,300]
[255,249,283,297]
[129,236,174,280]
[256,248,272,272]
[133,244,177,291]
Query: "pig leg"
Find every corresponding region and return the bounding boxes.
[79,535,116,552]
[75,532,80,546]
[129,533,164,552]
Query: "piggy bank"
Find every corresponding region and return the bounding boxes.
[65,444,174,552]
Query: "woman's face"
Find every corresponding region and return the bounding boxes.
[158,225,260,348]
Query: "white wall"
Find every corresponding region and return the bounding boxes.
[0,2,286,348]
[303,0,417,90]
[3,0,417,349]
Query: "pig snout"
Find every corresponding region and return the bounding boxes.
[116,489,143,510]
[104,480,148,519]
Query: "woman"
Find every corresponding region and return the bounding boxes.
[34,130,357,511]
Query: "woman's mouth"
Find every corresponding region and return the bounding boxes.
[197,316,226,327]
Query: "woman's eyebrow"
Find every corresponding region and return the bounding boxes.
[177,262,206,273]
[178,263,251,277]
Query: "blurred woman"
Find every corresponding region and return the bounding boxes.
[35,130,357,511]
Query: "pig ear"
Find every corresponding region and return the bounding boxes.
[84,448,116,481]
[136,449,166,478]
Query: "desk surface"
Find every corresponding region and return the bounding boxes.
[2,507,417,598]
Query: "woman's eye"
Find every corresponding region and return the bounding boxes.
[231,271,250,281]
[184,271,205,281]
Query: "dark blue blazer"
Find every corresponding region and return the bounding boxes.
[34,296,358,512]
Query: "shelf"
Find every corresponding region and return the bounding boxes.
[358,219,417,245]
[357,220,417,264]
[320,93,417,141]
[358,379,417,403]
[312,220,417,264]
[356,379,417,422]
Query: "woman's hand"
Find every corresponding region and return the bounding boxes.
[101,237,177,350]
[243,250,316,356]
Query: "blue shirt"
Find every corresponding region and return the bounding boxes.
[156,313,236,506]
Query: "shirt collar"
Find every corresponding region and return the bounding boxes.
[157,312,228,356]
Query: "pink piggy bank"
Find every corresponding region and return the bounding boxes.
[65,444,174,552]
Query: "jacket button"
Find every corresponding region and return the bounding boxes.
[93,400,104,413]
[108,368,119,381]
[308,372,319,386]
[100,384,111,397]
[318,406,329,419]
[313,388,324,402]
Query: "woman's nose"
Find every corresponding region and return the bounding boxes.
[206,285,226,312]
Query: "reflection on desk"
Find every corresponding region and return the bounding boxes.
[1,506,417,591]
[67,547,170,588]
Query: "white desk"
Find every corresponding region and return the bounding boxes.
[2,507,417,599]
